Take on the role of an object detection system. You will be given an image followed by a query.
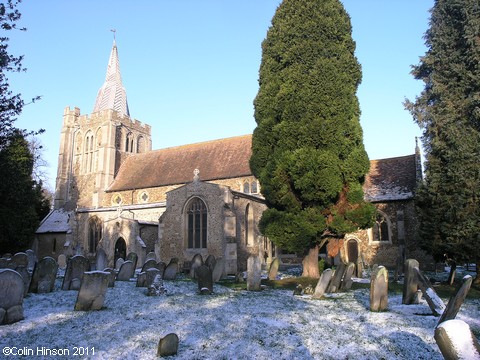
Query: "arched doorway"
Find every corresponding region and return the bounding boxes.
[114,237,127,266]
[347,239,360,276]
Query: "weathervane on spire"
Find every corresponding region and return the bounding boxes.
[111,28,116,40]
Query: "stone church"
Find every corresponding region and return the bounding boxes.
[35,41,426,274]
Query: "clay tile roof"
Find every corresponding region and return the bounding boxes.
[364,154,417,202]
[107,134,253,191]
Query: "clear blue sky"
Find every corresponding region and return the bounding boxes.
[9,0,433,191]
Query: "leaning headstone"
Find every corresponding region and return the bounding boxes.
[136,272,147,287]
[116,260,135,281]
[163,258,178,280]
[268,257,280,281]
[95,248,107,272]
[212,257,225,283]
[147,274,167,296]
[126,252,138,269]
[327,263,347,293]
[312,268,333,299]
[402,258,419,304]
[189,254,203,279]
[74,271,109,311]
[157,333,179,357]
[205,254,216,271]
[437,275,473,327]
[414,267,445,316]
[247,255,261,291]
[62,255,91,290]
[115,258,124,270]
[25,249,36,271]
[435,319,480,360]
[15,266,31,297]
[12,252,28,269]
[156,262,166,277]
[103,268,116,287]
[0,269,24,325]
[196,265,213,295]
[29,256,58,293]
[57,254,67,269]
[145,251,156,262]
[145,268,162,288]
[370,266,388,312]
[340,262,356,291]
[141,259,157,273]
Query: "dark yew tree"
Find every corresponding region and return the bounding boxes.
[405,0,480,281]
[250,0,374,277]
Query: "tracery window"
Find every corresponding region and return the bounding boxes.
[373,211,390,242]
[243,180,259,194]
[186,197,207,249]
[84,131,94,173]
[125,132,134,152]
[88,217,102,253]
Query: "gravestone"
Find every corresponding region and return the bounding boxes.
[340,262,356,290]
[15,266,31,297]
[115,258,124,270]
[0,257,11,269]
[136,272,147,287]
[205,254,216,271]
[370,266,388,312]
[145,251,156,262]
[156,262,166,277]
[95,248,107,271]
[293,284,303,296]
[74,271,109,311]
[57,254,67,269]
[437,275,473,326]
[145,268,162,288]
[25,249,36,271]
[312,268,333,299]
[402,258,419,304]
[212,257,225,283]
[247,255,261,291]
[141,259,157,273]
[196,265,213,295]
[435,319,480,360]
[147,274,167,296]
[163,258,178,280]
[268,258,280,281]
[189,254,203,279]
[62,255,91,290]
[29,256,58,293]
[12,252,28,268]
[157,333,179,357]
[414,267,445,316]
[116,260,135,281]
[327,263,346,293]
[0,269,24,325]
[126,252,138,269]
[103,268,116,287]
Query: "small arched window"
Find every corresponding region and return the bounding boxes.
[243,181,250,194]
[88,217,103,253]
[137,136,145,153]
[125,132,134,152]
[373,211,390,242]
[84,131,94,173]
[186,197,207,249]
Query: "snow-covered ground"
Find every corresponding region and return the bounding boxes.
[1,271,479,360]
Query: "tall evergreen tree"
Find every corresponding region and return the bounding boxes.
[405,0,480,279]
[250,0,374,277]
[0,131,46,254]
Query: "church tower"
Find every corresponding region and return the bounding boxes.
[54,39,152,211]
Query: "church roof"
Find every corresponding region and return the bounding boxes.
[364,154,418,202]
[107,134,253,191]
[93,40,130,117]
[108,133,418,203]
[36,209,73,234]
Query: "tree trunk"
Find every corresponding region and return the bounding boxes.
[302,245,320,278]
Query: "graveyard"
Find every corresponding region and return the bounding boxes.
[0,253,479,359]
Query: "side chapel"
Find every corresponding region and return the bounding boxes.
[34,41,429,274]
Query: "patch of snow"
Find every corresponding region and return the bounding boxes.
[0,277,478,359]
[437,319,480,359]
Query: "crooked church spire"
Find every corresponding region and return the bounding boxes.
[93,38,130,117]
